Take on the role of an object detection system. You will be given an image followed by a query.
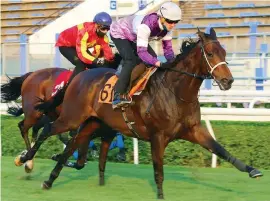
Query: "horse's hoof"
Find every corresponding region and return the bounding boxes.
[157,189,164,199]
[249,169,263,178]
[21,150,28,156]
[14,156,23,166]
[99,178,105,186]
[41,181,51,190]
[157,194,164,199]
[24,160,34,173]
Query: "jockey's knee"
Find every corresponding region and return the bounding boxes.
[74,62,85,71]
[123,59,137,71]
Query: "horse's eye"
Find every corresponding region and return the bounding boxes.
[207,52,213,57]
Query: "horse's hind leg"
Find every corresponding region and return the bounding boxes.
[183,124,263,178]
[17,114,44,172]
[99,134,115,186]
[16,116,72,165]
[18,119,31,152]
[42,118,101,189]
[22,116,51,172]
[32,115,49,143]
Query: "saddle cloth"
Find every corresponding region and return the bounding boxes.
[51,70,73,97]
[98,66,157,104]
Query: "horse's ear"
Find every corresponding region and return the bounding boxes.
[210,27,217,40]
[196,27,206,41]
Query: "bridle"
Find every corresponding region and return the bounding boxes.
[200,40,227,76]
[164,40,228,81]
[163,40,228,103]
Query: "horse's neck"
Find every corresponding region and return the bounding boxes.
[166,48,204,102]
[143,46,204,118]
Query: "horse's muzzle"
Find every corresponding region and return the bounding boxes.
[218,77,234,90]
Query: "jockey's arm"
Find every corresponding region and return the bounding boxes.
[100,35,114,61]
[137,24,160,66]
[162,32,175,62]
[76,28,96,64]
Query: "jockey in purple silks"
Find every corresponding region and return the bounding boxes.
[110,2,182,109]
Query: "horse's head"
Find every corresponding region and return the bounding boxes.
[197,27,233,90]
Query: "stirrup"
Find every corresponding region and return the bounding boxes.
[112,98,132,109]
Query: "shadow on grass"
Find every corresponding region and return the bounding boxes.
[38,161,241,195]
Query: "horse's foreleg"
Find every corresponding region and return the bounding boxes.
[150,133,168,199]
[183,125,263,178]
[42,136,80,189]
[99,135,115,186]
[75,135,92,169]
[42,118,101,189]
[51,131,76,162]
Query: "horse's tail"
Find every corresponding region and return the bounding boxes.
[1,72,33,103]
[7,106,24,117]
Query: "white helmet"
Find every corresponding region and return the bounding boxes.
[157,2,182,21]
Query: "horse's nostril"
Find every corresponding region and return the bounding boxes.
[221,78,234,85]
[228,78,234,85]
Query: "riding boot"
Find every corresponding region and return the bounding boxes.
[112,59,134,109]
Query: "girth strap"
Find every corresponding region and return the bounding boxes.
[121,107,140,138]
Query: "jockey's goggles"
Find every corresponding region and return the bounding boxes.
[99,25,110,31]
[164,18,180,24]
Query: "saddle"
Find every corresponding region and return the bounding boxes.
[98,64,157,104]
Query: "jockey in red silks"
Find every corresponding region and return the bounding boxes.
[48,12,114,109]
[109,2,182,109]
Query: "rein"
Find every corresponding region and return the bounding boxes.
[150,40,226,105]
[163,67,212,80]
[145,39,228,113]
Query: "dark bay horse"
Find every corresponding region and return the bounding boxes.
[1,54,122,172]
[16,28,262,199]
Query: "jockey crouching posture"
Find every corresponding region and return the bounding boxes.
[110,2,182,109]
[48,12,114,109]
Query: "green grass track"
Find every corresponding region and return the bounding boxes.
[1,156,269,201]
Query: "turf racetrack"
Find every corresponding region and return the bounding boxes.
[1,156,269,201]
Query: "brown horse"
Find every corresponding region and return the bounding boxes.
[1,68,66,172]
[16,28,262,199]
[1,54,122,172]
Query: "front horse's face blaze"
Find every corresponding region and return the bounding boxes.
[198,28,234,90]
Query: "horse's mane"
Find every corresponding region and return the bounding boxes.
[175,38,199,62]
[174,32,213,63]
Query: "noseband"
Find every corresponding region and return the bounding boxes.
[200,40,227,75]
